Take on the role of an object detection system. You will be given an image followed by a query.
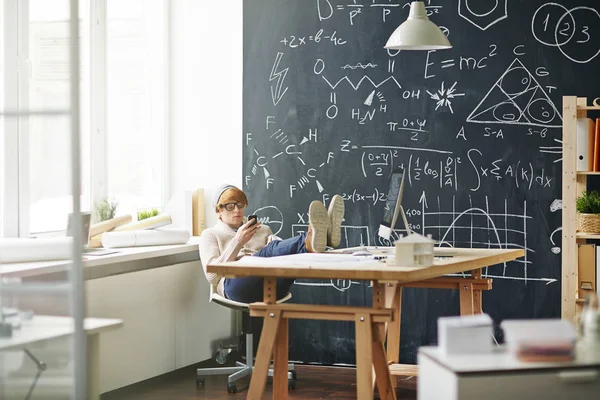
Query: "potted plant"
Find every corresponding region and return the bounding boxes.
[93,197,118,223]
[576,190,600,233]
[137,208,160,221]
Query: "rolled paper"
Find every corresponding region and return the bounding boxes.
[90,215,133,237]
[101,228,190,248]
[0,238,72,263]
[113,214,172,232]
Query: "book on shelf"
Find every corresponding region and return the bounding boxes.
[595,118,600,171]
[577,118,595,172]
[578,244,596,296]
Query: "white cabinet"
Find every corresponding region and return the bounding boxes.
[418,345,600,400]
[86,260,233,393]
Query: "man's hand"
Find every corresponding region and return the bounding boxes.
[235,219,261,245]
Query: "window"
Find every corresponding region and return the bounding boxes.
[0,0,5,237]
[27,0,91,234]
[106,0,166,217]
[0,0,168,237]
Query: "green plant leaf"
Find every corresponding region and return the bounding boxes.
[576,191,600,214]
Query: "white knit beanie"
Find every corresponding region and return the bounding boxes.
[212,184,236,209]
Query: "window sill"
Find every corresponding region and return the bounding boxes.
[0,241,200,281]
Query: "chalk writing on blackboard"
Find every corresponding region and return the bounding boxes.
[458,0,508,31]
[532,3,600,64]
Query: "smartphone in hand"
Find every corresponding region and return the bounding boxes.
[248,215,258,226]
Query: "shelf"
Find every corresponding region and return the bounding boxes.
[576,232,600,239]
[576,171,600,175]
[577,106,600,110]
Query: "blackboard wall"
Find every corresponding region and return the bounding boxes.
[242,0,599,365]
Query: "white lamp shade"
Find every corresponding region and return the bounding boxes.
[385,1,451,51]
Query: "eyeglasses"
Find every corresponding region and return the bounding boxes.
[219,202,246,212]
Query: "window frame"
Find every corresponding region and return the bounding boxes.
[1,0,170,238]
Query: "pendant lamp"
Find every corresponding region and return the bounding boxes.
[384,1,451,51]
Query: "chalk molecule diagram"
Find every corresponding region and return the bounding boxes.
[458,0,508,31]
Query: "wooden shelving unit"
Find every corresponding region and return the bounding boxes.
[577,172,600,176]
[576,233,600,240]
[562,96,600,323]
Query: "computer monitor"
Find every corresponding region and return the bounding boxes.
[67,213,119,256]
[378,167,411,241]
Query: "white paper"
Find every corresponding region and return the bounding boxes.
[237,252,376,265]
[0,238,72,263]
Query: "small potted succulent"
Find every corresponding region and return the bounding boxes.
[576,190,600,234]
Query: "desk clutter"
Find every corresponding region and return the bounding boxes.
[90,189,204,249]
[437,313,579,363]
[0,189,205,263]
[501,319,577,362]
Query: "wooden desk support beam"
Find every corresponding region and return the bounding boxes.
[250,303,394,323]
[389,363,419,377]
[402,277,492,291]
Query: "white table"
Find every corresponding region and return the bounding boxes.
[0,315,123,399]
[418,344,600,400]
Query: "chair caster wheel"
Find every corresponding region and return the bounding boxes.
[291,370,297,381]
[227,383,238,393]
[288,379,296,390]
[196,377,205,387]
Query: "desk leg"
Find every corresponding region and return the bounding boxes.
[372,323,397,400]
[87,334,100,400]
[247,309,281,400]
[273,318,289,399]
[355,313,374,400]
[385,284,402,365]
[459,282,475,316]
[471,268,483,314]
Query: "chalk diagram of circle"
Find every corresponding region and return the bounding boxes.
[492,101,519,122]
[555,7,600,64]
[253,205,284,235]
[526,98,556,124]
[465,0,498,18]
[498,66,532,96]
[532,3,574,47]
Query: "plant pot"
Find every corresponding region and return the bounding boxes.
[578,213,600,234]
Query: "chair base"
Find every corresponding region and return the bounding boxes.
[195,332,296,393]
[196,361,296,383]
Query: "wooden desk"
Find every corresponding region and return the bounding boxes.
[0,316,123,399]
[208,247,524,399]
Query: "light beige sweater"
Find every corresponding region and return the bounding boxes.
[198,218,272,296]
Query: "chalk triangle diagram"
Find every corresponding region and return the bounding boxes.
[466,59,562,128]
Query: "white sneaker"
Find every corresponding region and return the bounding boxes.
[327,195,345,248]
[306,201,328,253]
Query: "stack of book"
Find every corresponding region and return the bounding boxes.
[501,319,577,362]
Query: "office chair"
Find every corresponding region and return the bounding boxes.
[196,292,297,393]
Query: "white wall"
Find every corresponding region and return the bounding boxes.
[167,0,243,374]
[170,0,243,228]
